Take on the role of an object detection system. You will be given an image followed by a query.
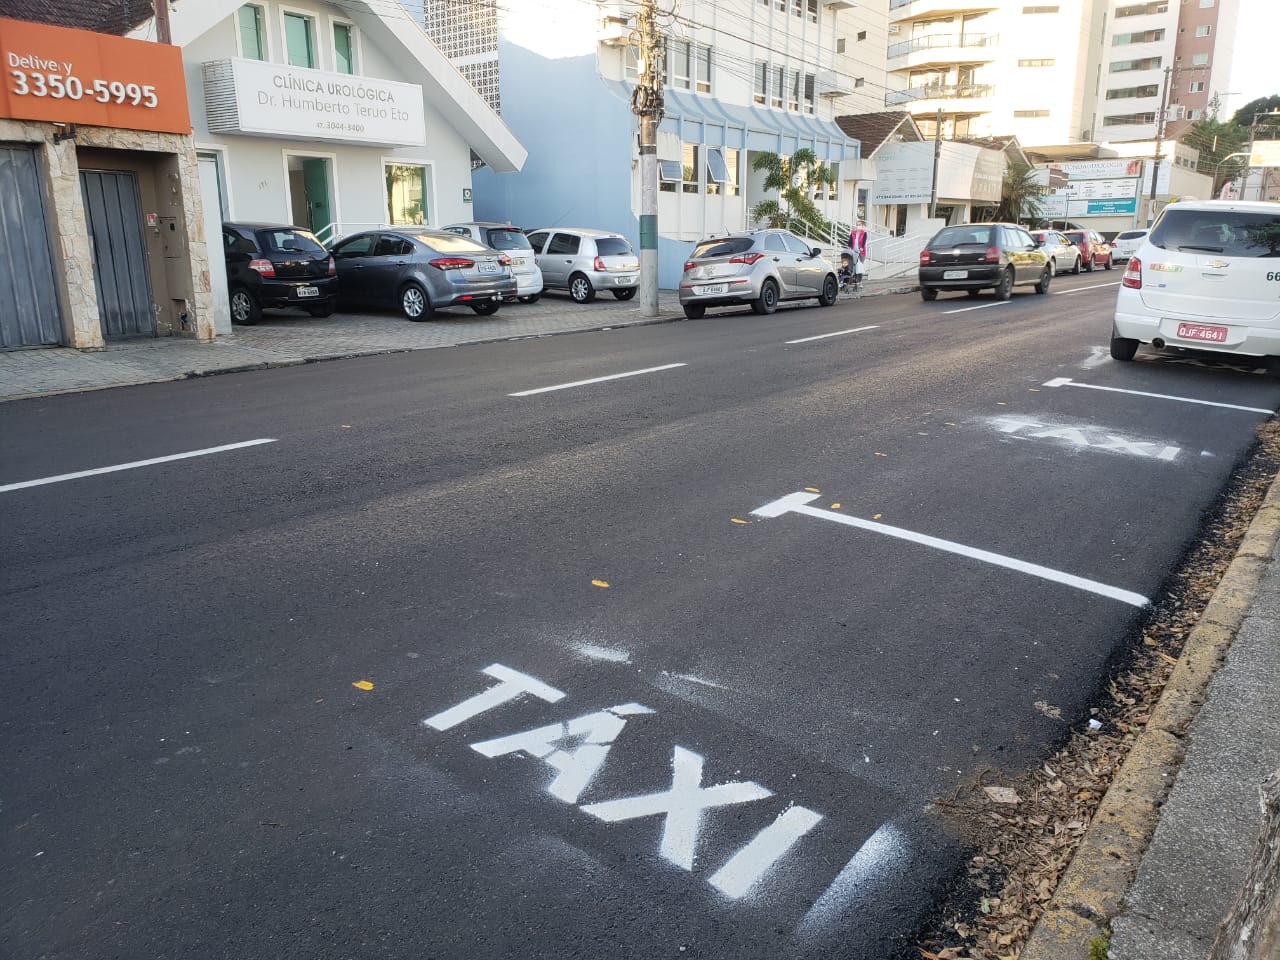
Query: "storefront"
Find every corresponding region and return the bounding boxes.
[0,17,213,349]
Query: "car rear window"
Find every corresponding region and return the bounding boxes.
[420,233,488,253]
[595,237,634,256]
[257,229,327,256]
[1063,231,1086,241]
[931,226,992,247]
[1115,230,1147,240]
[693,237,754,258]
[1149,209,1280,258]
[484,228,533,251]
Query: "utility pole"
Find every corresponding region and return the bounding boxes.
[928,108,942,221]
[631,0,664,318]
[1146,65,1171,227]
[153,0,172,43]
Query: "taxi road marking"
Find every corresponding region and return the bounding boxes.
[751,491,1149,607]
[509,363,687,396]
[1043,377,1274,414]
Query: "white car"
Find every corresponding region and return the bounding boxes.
[442,222,544,303]
[1110,228,1148,263]
[1111,200,1280,362]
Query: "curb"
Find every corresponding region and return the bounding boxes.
[1023,462,1280,958]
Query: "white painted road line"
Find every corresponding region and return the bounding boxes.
[785,325,879,345]
[1044,377,1274,414]
[752,491,1149,607]
[1053,281,1119,295]
[509,363,687,397]
[0,439,278,494]
[942,301,1011,315]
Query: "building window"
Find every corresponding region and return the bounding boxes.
[1199,0,1214,7]
[668,41,711,93]
[1102,112,1157,125]
[807,0,818,22]
[625,45,640,81]
[1018,58,1055,67]
[857,30,866,40]
[284,12,316,68]
[791,0,803,18]
[1022,5,1059,12]
[1187,108,1201,120]
[695,45,711,93]
[1192,52,1209,65]
[1188,80,1205,93]
[1113,29,1165,45]
[237,5,266,60]
[788,69,800,110]
[670,39,691,89]
[836,37,846,53]
[658,159,681,193]
[333,22,355,74]
[1107,84,1160,98]
[771,65,784,107]
[724,147,740,196]
[385,164,430,225]
[706,147,728,194]
[1195,24,1212,37]
[803,73,815,114]
[1116,2,1168,15]
[853,77,864,88]
[1013,109,1050,117]
[754,61,767,104]
[1110,57,1162,72]
[682,143,699,194]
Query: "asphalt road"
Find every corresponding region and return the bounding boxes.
[4,273,1279,959]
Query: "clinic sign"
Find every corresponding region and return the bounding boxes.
[0,18,190,134]
[203,58,425,147]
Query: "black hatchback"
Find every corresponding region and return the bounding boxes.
[918,222,1050,301]
[222,222,337,325]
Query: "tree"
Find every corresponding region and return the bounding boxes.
[749,149,836,237]
[993,160,1044,225]
[1180,115,1248,195]
[1230,95,1280,129]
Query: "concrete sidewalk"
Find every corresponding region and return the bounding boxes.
[0,277,914,402]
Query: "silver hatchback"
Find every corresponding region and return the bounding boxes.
[679,230,839,319]
[442,222,544,302]
[524,228,640,303]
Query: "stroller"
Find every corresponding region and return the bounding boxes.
[838,250,864,298]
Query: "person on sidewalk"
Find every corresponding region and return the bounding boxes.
[847,220,869,288]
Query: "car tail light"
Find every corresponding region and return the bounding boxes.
[593,256,607,272]
[248,258,275,278]
[983,246,1000,263]
[499,254,511,267]
[919,250,931,265]
[683,260,696,272]
[429,257,475,270]
[327,256,336,276]
[1122,257,1142,289]
[729,252,765,265]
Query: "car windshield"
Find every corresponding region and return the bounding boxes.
[693,237,754,258]
[931,226,992,247]
[595,237,634,256]
[1064,231,1086,242]
[1148,209,1280,257]
[257,229,327,256]
[1116,230,1146,240]
[484,229,533,251]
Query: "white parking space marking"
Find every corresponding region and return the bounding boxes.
[941,301,1011,315]
[509,363,687,397]
[1052,281,1119,295]
[0,439,278,494]
[1044,377,1274,414]
[798,822,906,935]
[751,492,1149,607]
[785,325,879,345]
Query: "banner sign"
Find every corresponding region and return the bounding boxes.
[0,17,190,134]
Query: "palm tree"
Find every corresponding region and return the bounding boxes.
[749,149,836,236]
[994,160,1044,225]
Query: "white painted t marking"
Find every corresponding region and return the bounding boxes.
[784,325,879,345]
[752,492,1149,607]
[708,805,823,898]
[942,301,1010,315]
[1043,378,1273,414]
[509,363,687,397]
[581,746,772,870]
[0,439,277,494]
[423,664,565,731]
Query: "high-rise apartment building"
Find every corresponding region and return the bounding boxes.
[1098,0,1238,144]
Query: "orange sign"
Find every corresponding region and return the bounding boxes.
[0,17,190,135]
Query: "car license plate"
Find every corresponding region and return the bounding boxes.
[296,286,319,298]
[618,275,637,284]
[478,261,500,273]
[942,270,968,279]
[1176,321,1228,343]
[697,283,727,296]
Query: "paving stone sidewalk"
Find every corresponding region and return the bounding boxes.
[0,278,914,402]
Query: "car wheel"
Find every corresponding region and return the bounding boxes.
[518,293,541,304]
[471,301,501,316]
[230,287,261,326]
[568,273,595,303]
[683,304,706,320]
[818,274,838,307]
[1104,254,1113,271]
[305,302,336,318]
[1046,258,1056,277]
[996,268,1014,301]
[1110,333,1139,361]
[1035,267,1051,295]
[921,287,938,301]
[612,287,637,301]
[400,282,432,321]
[751,278,779,315]
[1084,255,1094,272]
[1072,256,1082,275]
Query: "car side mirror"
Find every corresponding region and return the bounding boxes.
[811,247,822,258]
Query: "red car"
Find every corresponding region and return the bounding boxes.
[1061,229,1113,272]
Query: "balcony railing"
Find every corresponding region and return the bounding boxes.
[887,33,997,58]
[885,82,994,106]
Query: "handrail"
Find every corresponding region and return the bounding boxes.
[885,83,994,106]
[888,33,997,58]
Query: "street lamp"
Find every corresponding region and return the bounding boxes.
[1212,151,1249,198]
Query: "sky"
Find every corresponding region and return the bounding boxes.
[1226,0,1274,116]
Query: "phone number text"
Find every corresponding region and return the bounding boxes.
[8,69,159,107]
